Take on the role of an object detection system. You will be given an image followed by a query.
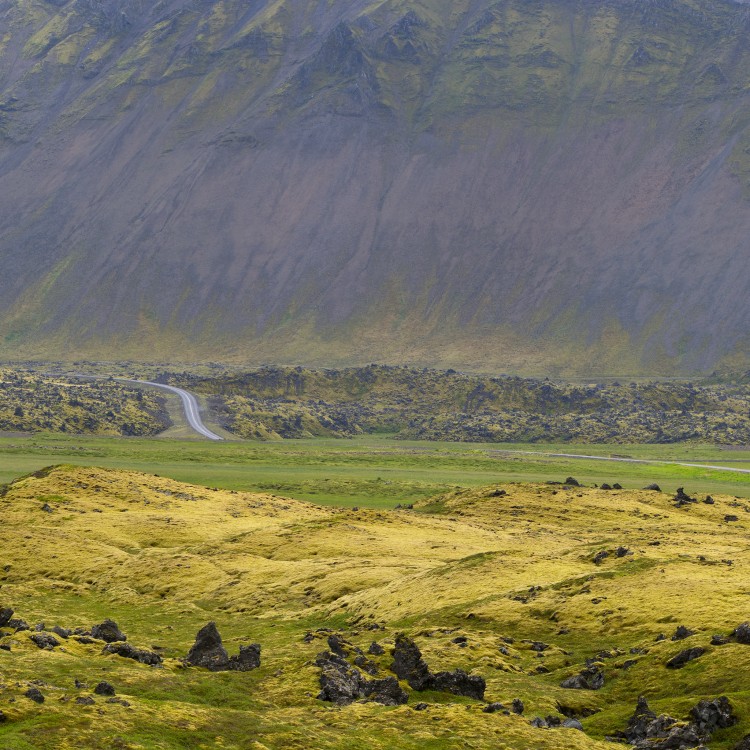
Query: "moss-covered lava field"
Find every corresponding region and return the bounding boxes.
[2,465,750,748]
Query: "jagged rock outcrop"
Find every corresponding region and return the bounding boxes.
[390,635,486,699]
[316,651,407,706]
[390,634,433,691]
[617,695,735,749]
[184,622,260,672]
[91,619,126,643]
[689,697,736,734]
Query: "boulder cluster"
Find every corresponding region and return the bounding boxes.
[313,632,489,707]
[617,695,736,749]
[0,607,262,709]
[390,634,486,700]
[184,622,261,672]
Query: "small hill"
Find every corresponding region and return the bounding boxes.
[2,466,750,748]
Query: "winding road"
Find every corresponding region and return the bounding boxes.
[117,379,223,441]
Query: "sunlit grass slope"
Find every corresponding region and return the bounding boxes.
[2,466,750,748]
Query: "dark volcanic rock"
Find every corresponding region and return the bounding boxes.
[184,622,260,671]
[94,681,115,697]
[103,642,162,666]
[91,619,126,643]
[25,687,44,703]
[317,652,366,704]
[689,696,736,734]
[674,487,697,507]
[75,696,95,706]
[619,700,708,749]
[353,654,378,675]
[8,618,28,631]
[735,734,750,750]
[368,641,385,656]
[671,625,695,641]
[185,622,230,669]
[710,634,729,646]
[563,718,584,730]
[30,633,59,649]
[665,647,705,669]
[431,669,486,700]
[327,634,351,657]
[390,633,485,698]
[734,622,750,644]
[232,644,261,671]
[512,698,525,714]
[361,676,408,705]
[390,634,433,691]
[107,697,130,707]
[50,625,70,639]
[622,696,658,742]
[560,665,604,690]
[0,608,13,627]
[316,651,407,705]
[632,716,704,749]
[644,484,662,491]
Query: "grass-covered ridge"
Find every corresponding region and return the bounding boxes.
[164,365,750,444]
[2,465,750,748]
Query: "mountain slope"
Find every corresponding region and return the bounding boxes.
[1,0,750,373]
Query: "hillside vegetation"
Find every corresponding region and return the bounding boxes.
[0,370,169,436]
[1,0,750,371]
[166,365,750,444]
[2,465,750,748]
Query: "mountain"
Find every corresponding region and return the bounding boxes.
[1,0,749,374]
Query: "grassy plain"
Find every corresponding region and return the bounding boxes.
[0,434,747,508]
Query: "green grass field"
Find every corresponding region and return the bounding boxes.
[0,433,748,508]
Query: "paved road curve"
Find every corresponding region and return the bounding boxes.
[118,379,223,441]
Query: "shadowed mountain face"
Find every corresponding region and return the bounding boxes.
[1,0,750,373]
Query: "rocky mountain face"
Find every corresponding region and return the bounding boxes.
[1,0,749,373]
